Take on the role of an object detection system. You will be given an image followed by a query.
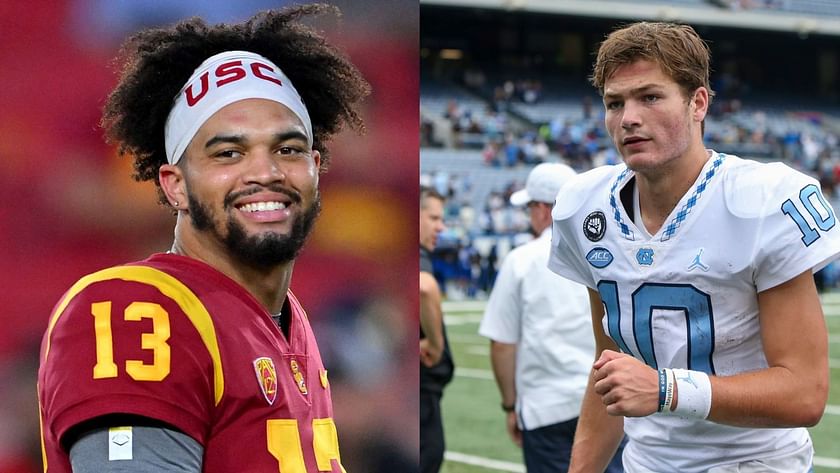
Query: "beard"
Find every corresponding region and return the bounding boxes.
[188,188,321,270]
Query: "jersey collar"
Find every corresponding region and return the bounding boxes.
[608,151,726,242]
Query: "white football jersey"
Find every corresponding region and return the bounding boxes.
[548,151,840,472]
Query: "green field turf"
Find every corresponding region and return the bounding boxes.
[439,295,840,472]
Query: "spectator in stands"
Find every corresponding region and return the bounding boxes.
[484,109,505,142]
[444,99,461,122]
[483,140,502,167]
[479,163,624,473]
[526,135,550,164]
[444,99,468,148]
[421,115,439,147]
[420,186,455,473]
[504,132,523,167]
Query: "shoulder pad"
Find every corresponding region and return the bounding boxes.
[45,264,224,405]
[552,165,621,221]
[50,265,199,322]
[722,157,817,219]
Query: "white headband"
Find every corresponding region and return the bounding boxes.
[164,50,313,164]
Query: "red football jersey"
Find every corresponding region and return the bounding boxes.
[38,253,345,472]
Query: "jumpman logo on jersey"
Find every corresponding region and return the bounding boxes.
[677,371,698,388]
[687,248,709,272]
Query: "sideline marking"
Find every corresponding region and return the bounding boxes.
[445,451,524,472]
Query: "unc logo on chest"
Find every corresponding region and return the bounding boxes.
[636,248,654,266]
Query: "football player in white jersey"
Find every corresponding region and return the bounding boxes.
[548,22,840,473]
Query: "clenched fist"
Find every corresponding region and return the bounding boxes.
[592,350,660,417]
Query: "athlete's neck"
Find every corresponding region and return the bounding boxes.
[634,147,710,235]
[170,221,293,315]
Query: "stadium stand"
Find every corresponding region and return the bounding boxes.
[421,0,840,295]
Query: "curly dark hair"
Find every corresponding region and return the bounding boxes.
[102,4,370,206]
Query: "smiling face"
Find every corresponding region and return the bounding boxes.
[603,59,708,173]
[168,98,322,269]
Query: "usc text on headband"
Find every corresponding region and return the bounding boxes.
[164,50,313,165]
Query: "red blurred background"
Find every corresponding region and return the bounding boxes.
[0,1,418,471]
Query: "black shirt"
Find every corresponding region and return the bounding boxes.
[420,246,454,393]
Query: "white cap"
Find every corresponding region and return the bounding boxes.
[510,163,577,206]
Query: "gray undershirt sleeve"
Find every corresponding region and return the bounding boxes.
[68,425,203,473]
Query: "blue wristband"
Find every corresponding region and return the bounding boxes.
[658,368,667,412]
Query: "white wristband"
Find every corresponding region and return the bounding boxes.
[664,369,712,419]
[660,368,675,413]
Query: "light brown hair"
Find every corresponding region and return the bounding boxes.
[591,22,715,105]
[420,185,446,210]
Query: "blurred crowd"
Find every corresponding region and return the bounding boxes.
[0,1,418,472]
[425,92,839,174]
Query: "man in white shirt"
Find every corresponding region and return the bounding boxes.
[479,163,624,473]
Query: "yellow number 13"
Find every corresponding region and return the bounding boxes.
[91,301,171,381]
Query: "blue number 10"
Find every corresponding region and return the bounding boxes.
[782,184,836,247]
[597,281,715,374]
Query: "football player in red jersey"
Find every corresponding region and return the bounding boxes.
[37,5,369,472]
